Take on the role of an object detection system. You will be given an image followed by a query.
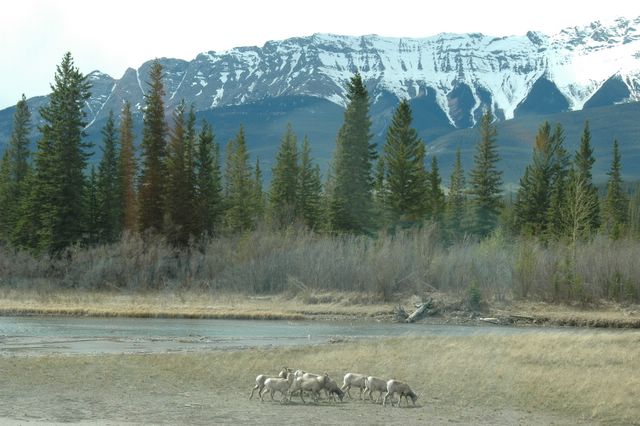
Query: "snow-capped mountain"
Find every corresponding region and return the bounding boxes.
[71,16,640,131]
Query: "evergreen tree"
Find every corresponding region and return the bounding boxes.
[0,94,31,243]
[165,101,191,246]
[253,158,266,224]
[603,140,628,238]
[194,121,222,237]
[138,60,167,235]
[574,121,600,232]
[85,166,99,245]
[446,148,466,239]
[563,168,598,244]
[15,52,91,253]
[269,123,299,227]
[427,156,445,223]
[546,124,571,239]
[328,73,375,234]
[468,109,502,237]
[96,111,121,244]
[380,99,428,227]
[119,101,137,234]
[224,126,254,232]
[184,105,197,237]
[297,136,323,229]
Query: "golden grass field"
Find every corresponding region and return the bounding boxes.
[1,332,638,425]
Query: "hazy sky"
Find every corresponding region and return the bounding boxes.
[1,0,640,108]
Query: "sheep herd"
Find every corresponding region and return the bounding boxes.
[249,367,418,407]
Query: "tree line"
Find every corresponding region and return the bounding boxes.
[0,52,635,255]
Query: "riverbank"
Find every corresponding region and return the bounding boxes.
[1,332,637,425]
[1,288,639,328]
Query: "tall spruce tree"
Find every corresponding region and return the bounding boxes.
[563,168,597,244]
[253,158,266,225]
[119,101,137,234]
[574,121,600,233]
[224,126,254,232]
[96,111,121,244]
[297,136,323,229]
[427,156,445,224]
[545,124,570,239]
[85,166,99,245]
[194,121,222,237]
[380,99,428,226]
[328,73,375,234]
[138,60,167,235]
[446,148,466,239]
[0,94,31,243]
[269,123,299,227]
[15,53,91,253]
[165,101,192,246]
[468,109,502,237]
[603,139,628,238]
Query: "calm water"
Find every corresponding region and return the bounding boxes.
[0,315,630,356]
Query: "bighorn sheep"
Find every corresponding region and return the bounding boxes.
[341,373,367,399]
[383,379,418,407]
[289,373,330,404]
[249,367,290,400]
[324,376,345,402]
[364,376,387,403]
[260,372,295,403]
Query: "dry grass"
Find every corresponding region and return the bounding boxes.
[1,333,638,424]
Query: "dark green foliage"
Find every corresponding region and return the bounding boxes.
[446,148,466,239]
[514,122,568,238]
[427,156,445,223]
[85,167,99,245]
[95,111,121,244]
[119,101,137,234]
[224,126,254,232]
[297,136,323,229]
[328,73,375,234]
[468,109,502,237]
[562,168,598,244]
[15,52,91,254]
[379,99,428,227]
[253,157,266,224]
[138,60,167,235]
[574,121,600,232]
[269,123,299,227]
[603,140,628,239]
[0,95,31,242]
[194,121,223,237]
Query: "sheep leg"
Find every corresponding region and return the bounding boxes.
[249,384,261,400]
[359,386,364,400]
[342,385,352,399]
[383,391,390,406]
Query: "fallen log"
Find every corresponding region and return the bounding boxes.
[406,303,429,323]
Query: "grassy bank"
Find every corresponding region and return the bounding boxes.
[1,333,638,424]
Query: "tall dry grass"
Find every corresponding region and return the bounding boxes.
[1,228,639,304]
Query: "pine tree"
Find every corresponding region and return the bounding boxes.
[603,139,628,239]
[0,94,31,243]
[119,101,137,234]
[546,124,570,239]
[563,168,597,244]
[96,111,121,244]
[297,136,323,229]
[138,60,167,235]
[85,166,99,245]
[194,121,222,237]
[165,100,191,246]
[269,123,299,227]
[328,73,375,234]
[184,105,198,237]
[468,109,502,237]
[15,52,91,253]
[427,156,445,224]
[574,121,600,232]
[380,99,428,227]
[446,148,466,239]
[253,158,266,225]
[224,126,254,232]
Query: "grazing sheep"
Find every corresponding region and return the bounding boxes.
[289,373,330,404]
[383,379,418,407]
[292,370,330,399]
[260,372,295,403]
[324,376,345,402]
[364,376,387,403]
[250,367,290,400]
[341,373,367,399]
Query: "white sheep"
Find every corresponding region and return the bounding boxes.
[250,367,290,400]
[292,370,330,399]
[341,373,367,399]
[383,379,418,407]
[260,372,295,403]
[364,376,387,403]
